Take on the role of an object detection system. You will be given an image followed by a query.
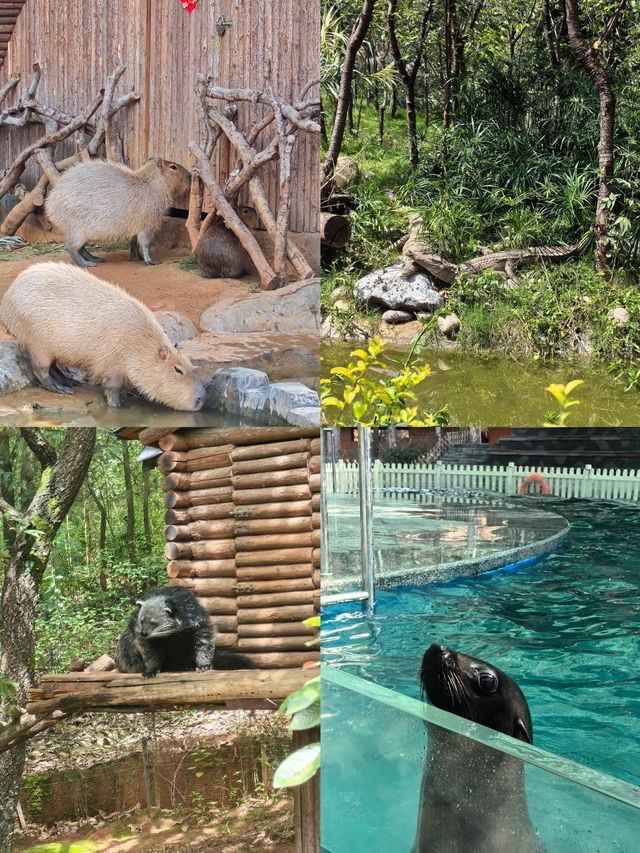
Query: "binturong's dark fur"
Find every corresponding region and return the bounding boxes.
[115,586,254,678]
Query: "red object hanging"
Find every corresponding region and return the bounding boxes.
[180,0,199,13]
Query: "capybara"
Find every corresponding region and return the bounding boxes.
[0,262,206,411]
[194,204,259,279]
[45,158,190,267]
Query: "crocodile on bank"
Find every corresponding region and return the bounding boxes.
[402,221,582,285]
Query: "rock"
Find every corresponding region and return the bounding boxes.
[206,368,320,426]
[321,315,370,341]
[331,285,350,301]
[333,157,360,189]
[354,264,444,313]
[0,341,34,393]
[154,311,199,345]
[205,367,270,413]
[334,299,351,312]
[382,309,414,324]
[200,279,320,334]
[181,332,319,385]
[610,307,631,327]
[437,313,461,336]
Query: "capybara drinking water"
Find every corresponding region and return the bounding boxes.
[45,158,190,267]
[194,204,259,279]
[0,262,206,411]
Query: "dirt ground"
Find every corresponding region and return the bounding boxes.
[14,797,295,852]
[0,243,259,340]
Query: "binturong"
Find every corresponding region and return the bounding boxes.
[0,262,206,410]
[115,587,254,678]
[45,157,190,266]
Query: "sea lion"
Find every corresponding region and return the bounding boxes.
[413,644,544,853]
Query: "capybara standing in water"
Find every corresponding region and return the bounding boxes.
[0,262,206,411]
[45,158,190,267]
[195,205,259,279]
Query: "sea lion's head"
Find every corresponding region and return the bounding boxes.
[420,643,533,744]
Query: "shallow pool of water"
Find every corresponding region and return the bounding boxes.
[323,498,640,786]
[325,492,568,590]
[322,342,640,425]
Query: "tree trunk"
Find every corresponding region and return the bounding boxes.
[443,0,456,128]
[565,0,618,273]
[0,428,95,853]
[323,0,377,176]
[541,0,561,68]
[121,442,137,563]
[387,0,433,167]
[142,465,153,555]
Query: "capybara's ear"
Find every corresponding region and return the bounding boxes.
[158,345,171,360]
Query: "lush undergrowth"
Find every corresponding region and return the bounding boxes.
[323,100,640,368]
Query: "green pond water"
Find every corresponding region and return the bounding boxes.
[322,342,640,426]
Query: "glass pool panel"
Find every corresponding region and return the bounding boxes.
[321,668,640,853]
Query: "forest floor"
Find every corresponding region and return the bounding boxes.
[15,710,294,852]
[14,796,294,852]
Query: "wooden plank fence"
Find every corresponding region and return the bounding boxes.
[325,461,640,503]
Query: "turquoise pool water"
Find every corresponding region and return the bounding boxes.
[323,498,640,786]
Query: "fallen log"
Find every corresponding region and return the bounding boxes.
[320,211,352,248]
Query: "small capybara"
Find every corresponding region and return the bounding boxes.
[45,158,190,267]
[194,204,259,279]
[0,262,206,411]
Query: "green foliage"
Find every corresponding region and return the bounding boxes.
[321,337,449,426]
[544,380,584,427]
[446,261,640,364]
[380,444,430,465]
[273,674,320,789]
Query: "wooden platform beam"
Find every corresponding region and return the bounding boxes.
[0,669,314,755]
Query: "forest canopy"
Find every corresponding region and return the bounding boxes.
[0,429,166,674]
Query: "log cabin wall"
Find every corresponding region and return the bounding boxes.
[0,0,319,233]
[159,427,321,669]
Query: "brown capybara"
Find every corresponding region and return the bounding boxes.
[194,205,259,279]
[0,262,206,411]
[45,158,190,267]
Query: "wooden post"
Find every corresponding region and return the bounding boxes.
[293,727,320,853]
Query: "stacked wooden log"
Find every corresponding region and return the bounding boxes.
[156,427,321,669]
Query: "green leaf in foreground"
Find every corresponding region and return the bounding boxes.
[273,742,321,788]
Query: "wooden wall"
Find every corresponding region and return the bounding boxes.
[0,0,319,232]
[158,427,321,670]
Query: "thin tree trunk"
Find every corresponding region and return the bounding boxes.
[443,0,456,128]
[87,480,108,591]
[541,0,561,68]
[387,0,433,167]
[121,442,137,563]
[565,0,619,273]
[142,466,153,555]
[323,0,377,176]
[0,429,95,853]
[391,83,399,118]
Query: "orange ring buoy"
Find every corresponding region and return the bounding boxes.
[519,473,550,495]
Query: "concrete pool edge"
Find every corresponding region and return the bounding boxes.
[323,514,570,594]
[321,665,640,810]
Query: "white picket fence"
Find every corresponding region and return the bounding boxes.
[325,460,640,502]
